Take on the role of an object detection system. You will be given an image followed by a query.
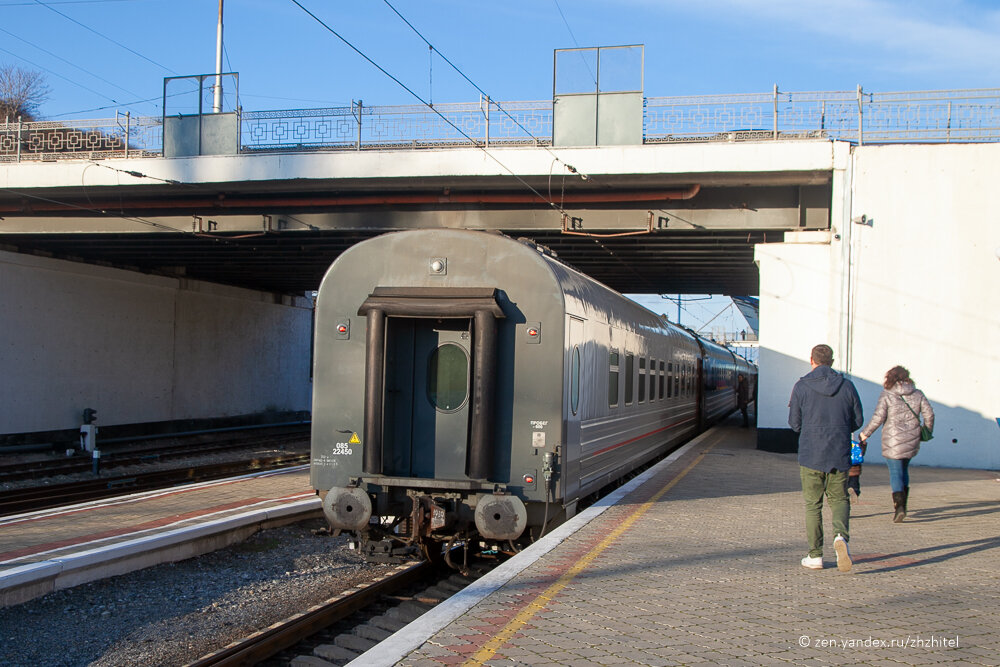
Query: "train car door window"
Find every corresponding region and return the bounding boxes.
[428,342,470,412]
[571,346,581,415]
[667,362,673,399]
[608,350,620,407]
[625,353,635,405]
[638,358,646,403]
[659,361,665,399]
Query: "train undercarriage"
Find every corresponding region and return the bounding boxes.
[321,483,562,569]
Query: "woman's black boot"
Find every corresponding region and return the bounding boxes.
[892,491,906,523]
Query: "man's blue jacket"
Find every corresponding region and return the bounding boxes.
[788,365,864,472]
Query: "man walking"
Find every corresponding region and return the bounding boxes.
[788,344,863,572]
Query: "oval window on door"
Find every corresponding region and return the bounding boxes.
[571,346,581,415]
[428,343,469,412]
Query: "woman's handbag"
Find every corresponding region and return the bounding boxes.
[900,396,934,441]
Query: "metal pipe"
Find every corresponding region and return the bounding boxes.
[1,185,704,214]
[362,308,386,474]
[468,309,497,480]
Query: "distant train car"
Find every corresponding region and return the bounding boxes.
[311,229,755,562]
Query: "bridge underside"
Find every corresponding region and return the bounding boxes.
[0,174,831,296]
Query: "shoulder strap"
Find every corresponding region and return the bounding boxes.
[899,395,920,419]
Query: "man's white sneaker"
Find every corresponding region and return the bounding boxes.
[801,555,823,569]
[834,534,852,572]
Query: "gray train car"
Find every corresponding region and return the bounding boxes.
[311,229,752,561]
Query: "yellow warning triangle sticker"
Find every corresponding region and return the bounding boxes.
[348,432,361,444]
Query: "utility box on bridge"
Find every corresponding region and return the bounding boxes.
[162,73,239,158]
[553,45,643,147]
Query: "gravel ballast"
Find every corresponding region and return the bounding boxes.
[1,519,396,666]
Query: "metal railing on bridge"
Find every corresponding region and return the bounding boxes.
[3,87,999,162]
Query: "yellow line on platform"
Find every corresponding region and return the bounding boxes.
[463,435,720,666]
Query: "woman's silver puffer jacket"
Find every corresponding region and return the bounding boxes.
[860,381,935,460]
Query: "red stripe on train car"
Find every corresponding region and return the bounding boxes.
[588,416,696,457]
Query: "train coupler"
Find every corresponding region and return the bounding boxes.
[409,494,451,538]
[361,539,418,564]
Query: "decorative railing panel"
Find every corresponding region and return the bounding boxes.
[1,115,162,162]
[2,88,998,162]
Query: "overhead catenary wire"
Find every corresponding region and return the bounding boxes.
[288,0,572,217]
[0,0,140,5]
[0,45,137,113]
[31,0,177,74]
[380,0,593,183]
[551,0,597,86]
[0,25,154,111]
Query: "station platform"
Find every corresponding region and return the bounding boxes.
[0,466,320,607]
[357,419,1000,666]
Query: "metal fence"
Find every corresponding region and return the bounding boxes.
[0,112,162,162]
[3,88,998,162]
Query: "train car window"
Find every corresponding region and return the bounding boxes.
[659,361,665,398]
[688,364,694,396]
[638,358,646,403]
[667,362,673,398]
[571,346,581,415]
[649,357,657,400]
[427,343,469,412]
[608,350,619,407]
[625,353,634,405]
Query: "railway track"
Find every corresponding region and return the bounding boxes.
[0,452,309,517]
[190,559,484,666]
[0,425,310,483]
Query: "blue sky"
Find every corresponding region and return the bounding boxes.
[2,0,996,333]
[2,0,998,119]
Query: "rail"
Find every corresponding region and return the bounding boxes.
[2,87,998,162]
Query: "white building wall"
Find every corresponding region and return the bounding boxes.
[0,250,313,434]
[755,234,835,431]
[756,142,1000,470]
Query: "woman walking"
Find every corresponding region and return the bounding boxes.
[859,366,934,522]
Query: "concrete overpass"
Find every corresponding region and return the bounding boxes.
[0,140,833,296]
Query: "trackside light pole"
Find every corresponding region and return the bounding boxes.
[213,0,224,113]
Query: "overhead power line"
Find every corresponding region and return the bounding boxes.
[380,0,591,183]
[552,0,597,86]
[31,0,177,74]
[0,25,155,110]
[288,0,572,217]
[0,45,136,112]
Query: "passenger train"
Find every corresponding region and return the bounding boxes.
[311,229,755,562]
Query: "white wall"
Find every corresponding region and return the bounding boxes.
[0,250,313,434]
[756,142,1000,470]
[755,233,835,427]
